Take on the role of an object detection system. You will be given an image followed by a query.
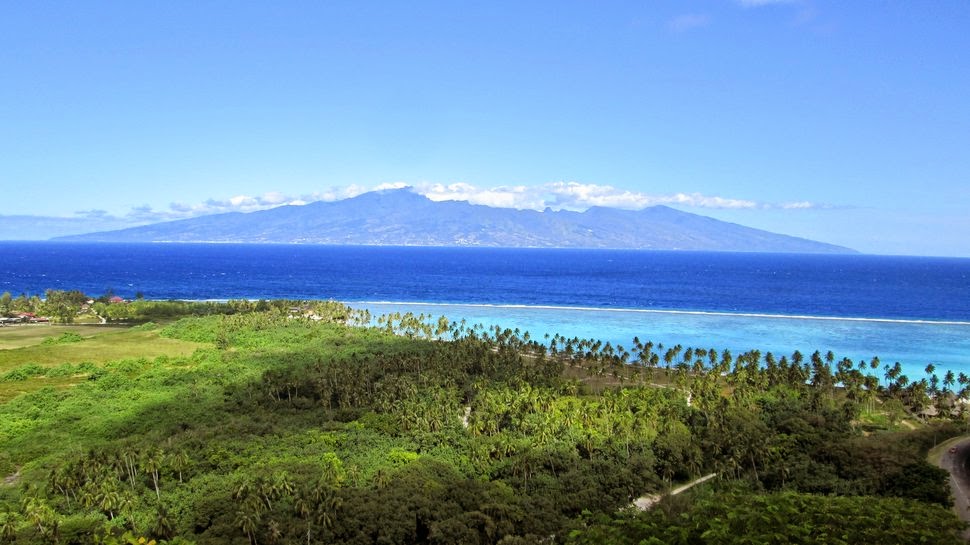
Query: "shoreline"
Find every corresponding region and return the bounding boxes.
[349,300,970,327]
[121,298,970,326]
[350,300,970,380]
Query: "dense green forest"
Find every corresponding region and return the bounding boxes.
[0,293,966,544]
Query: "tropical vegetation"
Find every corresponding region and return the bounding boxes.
[0,291,965,544]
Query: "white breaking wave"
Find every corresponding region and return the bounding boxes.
[351,301,970,327]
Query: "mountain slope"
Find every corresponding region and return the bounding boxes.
[54,189,855,253]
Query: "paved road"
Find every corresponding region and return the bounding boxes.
[938,438,970,540]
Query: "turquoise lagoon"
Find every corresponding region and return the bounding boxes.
[354,302,970,383]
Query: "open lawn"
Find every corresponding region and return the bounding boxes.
[0,325,206,372]
[0,324,109,350]
[0,375,88,403]
[0,324,207,403]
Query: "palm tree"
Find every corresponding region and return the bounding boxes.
[373,468,390,489]
[719,349,733,374]
[141,448,163,501]
[897,374,910,391]
[294,493,315,545]
[909,379,931,417]
[120,447,139,489]
[98,485,121,520]
[170,451,190,483]
[236,509,261,545]
[154,504,176,540]
[885,362,901,389]
[764,353,778,385]
[266,519,283,544]
[22,497,55,538]
[271,472,295,503]
[944,370,956,393]
[863,375,880,414]
[314,489,343,538]
[48,467,75,508]
[345,464,361,487]
[0,512,20,543]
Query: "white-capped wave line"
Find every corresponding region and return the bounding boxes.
[351,301,970,327]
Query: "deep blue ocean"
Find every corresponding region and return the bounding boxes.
[2,242,968,379]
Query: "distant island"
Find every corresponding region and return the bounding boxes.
[55,188,854,253]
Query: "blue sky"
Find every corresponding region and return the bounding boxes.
[1,1,968,256]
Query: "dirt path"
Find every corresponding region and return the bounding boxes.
[633,473,717,510]
[2,467,20,486]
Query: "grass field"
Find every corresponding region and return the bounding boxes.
[0,324,105,350]
[0,324,207,402]
[0,375,88,404]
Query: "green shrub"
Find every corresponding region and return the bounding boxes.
[40,331,84,345]
[1,363,45,382]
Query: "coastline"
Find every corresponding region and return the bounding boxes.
[128,297,970,326]
[350,300,970,381]
[350,300,970,327]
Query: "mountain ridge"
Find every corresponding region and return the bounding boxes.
[54,188,856,253]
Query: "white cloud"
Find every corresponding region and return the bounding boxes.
[260,191,288,205]
[780,201,814,209]
[296,184,370,204]
[665,192,759,209]
[75,209,112,220]
[420,182,544,209]
[411,181,774,211]
[736,0,796,7]
[667,13,711,33]
[116,190,331,224]
[373,182,409,192]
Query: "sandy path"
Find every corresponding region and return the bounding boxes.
[2,467,20,486]
[633,473,717,510]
